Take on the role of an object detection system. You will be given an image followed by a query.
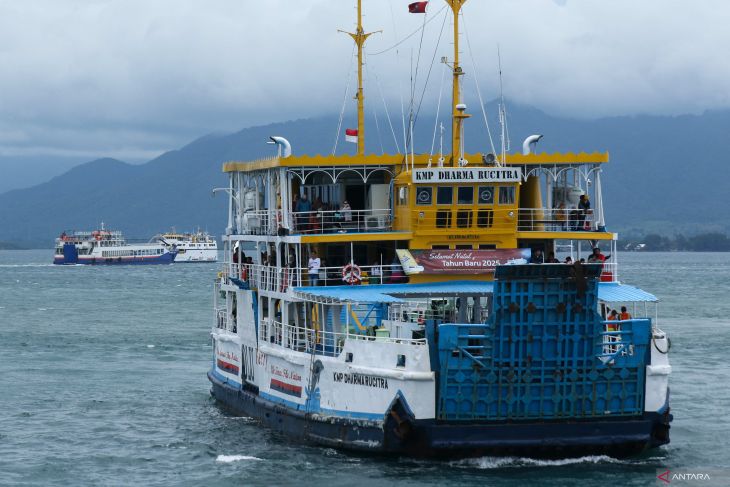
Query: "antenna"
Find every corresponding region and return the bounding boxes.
[497,44,510,165]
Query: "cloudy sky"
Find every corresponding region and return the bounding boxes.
[0,0,728,168]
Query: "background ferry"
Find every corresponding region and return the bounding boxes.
[156,230,218,263]
[54,224,176,265]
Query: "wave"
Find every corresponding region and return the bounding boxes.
[451,455,624,469]
[215,455,263,463]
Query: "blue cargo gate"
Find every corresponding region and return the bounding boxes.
[437,265,651,421]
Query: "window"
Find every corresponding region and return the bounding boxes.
[479,244,497,250]
[457,186,474,205]
[455,245,473,250]
[456,210,472,228]
[499,186,515,205]
[397,186,408,205]
[432,245,449,250]
[477,210,493,228]
[416,186,432,205]
[478,186,495,205]
[437,187,453,205]
[436,210,451,228]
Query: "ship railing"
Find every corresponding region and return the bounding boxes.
[226,263,404,293]
[596,318,651,365]
[411,207,602,233]
[290,208,392,235]
[259,320,427,357]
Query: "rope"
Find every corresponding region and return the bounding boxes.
[430,65,447,157]
[413,8,448,134]
[461,10,497,158]
[368,4,448,56]
[374,71,402,153]
[332,44,357,155]
[365,57,385,153]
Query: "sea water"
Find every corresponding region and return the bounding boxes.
[0,250,728,486]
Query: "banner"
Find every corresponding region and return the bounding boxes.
[412,167,521,183]
[398,248,531,275]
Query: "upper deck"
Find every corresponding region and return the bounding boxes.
[222,150,613,247]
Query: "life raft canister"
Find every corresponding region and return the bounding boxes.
[342,263,361,285]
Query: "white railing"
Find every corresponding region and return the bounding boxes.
[517,207,598,232]
[225,262,405,292]
[259,320,426,357]
[291,208,392,235]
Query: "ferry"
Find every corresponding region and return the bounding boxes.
[208,1,671,458]
[54,224,176,265]
[157,230,218,263]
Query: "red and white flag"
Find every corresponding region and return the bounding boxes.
[345,129,358,144]
[408,1,428,13]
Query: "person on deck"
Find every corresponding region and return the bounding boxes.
[530,249,544,264]
[576,194,591,230]
[296,194,312,232]
[371,261,382,284]
[341,200,353,226]
[587,247,610,264]
[308,250,321,286]
[619,306,632,321]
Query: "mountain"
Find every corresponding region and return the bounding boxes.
[1,104,729,247]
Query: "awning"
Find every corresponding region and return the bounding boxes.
[597,282,658,303]
[294,281,657,304]
[293,281,495,304]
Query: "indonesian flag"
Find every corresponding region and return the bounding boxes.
[345,128,358,144]
[408,1,428,13]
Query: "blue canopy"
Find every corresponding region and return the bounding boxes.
[597,282,658,303]
[294,281,657,304]
[293,281,495,304]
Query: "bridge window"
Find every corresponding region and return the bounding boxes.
[478,186,495,205]
[457,186,474,205]
[456,210,472,228]
[436,210,451,228]
[432,245,449,249]
[498,186,515,205]
[397,187,408,205]
[477,210,493,228]
[416,186,432,205]
[437,186,453,205]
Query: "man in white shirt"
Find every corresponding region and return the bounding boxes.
[308,250,321,286]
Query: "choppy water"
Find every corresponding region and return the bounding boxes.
[1,250,728,486]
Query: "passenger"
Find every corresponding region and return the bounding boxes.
[341,200,353,225]
[370,261,382,284]
[578,258,586,264]
[308,250,321,286]
[547,251,560,263]
[564,256,573,264]
[297,193,312,232]
[587,247,610,264]
[530,248,544,264]
[577,194,591,230]
[619,306,632,321]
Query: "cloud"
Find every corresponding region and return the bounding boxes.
[0,0,728,167]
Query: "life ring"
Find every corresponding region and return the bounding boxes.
[342,263,361,285]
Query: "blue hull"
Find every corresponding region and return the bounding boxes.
[208,370,671,459]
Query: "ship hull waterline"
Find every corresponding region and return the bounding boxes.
[208,370,671,459]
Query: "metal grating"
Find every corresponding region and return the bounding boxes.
[437,267,651,421]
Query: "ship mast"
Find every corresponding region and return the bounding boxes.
[445,0,470,166]
[341,0,376,156]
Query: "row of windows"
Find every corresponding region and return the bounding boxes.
[101,249,164,257]
[432,244,497,250]
[415,186,515,206]
[434,209,496,229]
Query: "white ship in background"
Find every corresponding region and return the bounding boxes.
[156,230,218,263]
